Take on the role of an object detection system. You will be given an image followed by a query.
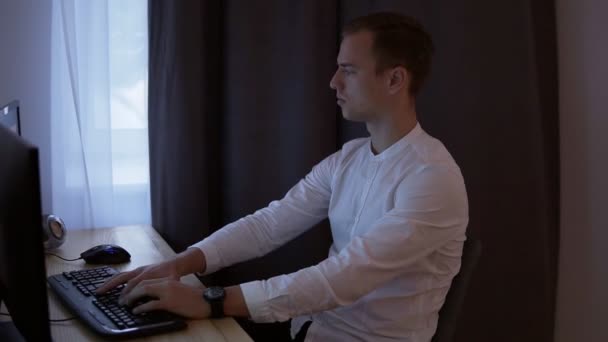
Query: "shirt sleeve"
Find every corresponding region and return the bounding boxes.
[189,151,340,275]
[239,165,469,322]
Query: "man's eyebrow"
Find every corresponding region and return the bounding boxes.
[338,63,356,68]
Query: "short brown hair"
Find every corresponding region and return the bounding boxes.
[343,12,434,95]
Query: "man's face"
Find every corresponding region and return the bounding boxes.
[330,30,389,122]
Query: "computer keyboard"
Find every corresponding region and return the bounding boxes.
[48,266,186,338]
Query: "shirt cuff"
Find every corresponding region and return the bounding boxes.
[188,239,222,275]
[240,280,274,323]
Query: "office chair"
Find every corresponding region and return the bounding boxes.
[431,237,482,342]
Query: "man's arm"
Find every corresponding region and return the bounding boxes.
[237,166,469,322]
[188,151,340,275]
[100,151,340,305]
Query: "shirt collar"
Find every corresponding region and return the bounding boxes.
[368,122,423,161]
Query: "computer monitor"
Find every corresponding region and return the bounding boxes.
[0,100,21,135]
[0,123,52,341]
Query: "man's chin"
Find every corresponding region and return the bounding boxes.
[340,109,365,122]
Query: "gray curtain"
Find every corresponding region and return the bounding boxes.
[148,1,558,341]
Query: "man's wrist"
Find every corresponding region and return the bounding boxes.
[203,286,226,318]
[224,285,250,318]
[174,247,207,276]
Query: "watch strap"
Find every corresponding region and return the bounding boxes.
[204,287,226,319]
[209,299,224,318]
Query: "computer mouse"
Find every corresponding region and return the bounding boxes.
[80,244,131,264]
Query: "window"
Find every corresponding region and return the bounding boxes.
[50,0,150,228]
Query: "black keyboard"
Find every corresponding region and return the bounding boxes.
[47,266,186,338]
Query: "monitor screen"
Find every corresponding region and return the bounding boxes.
[0,101,21,135]
[0,123,52,341]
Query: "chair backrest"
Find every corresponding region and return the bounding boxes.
[431,237,482,342]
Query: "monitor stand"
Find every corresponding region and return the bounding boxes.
[0,295,26,342]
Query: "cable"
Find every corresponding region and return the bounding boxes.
[50,317,76,322]
[0,312,75,322]
[45,252,82,262]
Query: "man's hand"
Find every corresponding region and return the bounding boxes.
[120,278,210,319]
[95,259,181,300]
[95,247,207,301]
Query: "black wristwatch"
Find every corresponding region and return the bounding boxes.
[203,286,226,318]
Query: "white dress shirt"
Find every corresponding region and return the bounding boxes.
[191,123,469,341]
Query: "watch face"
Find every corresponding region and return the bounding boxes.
[205,287,225,300]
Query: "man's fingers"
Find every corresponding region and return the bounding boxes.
[120,278,166,306]
[96,267,145,294]
[132,299,162,314]
[120,274,144,299]
[124,276,141,293]
[96,271,135,294]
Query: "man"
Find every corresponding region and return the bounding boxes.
[98,12,468,342]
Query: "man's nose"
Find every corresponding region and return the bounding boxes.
[329,70,339,90]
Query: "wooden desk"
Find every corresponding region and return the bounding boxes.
[46,225,252,342]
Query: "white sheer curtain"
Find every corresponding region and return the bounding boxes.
[50,0,150,230]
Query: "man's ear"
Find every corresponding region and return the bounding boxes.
[387,66,409,95]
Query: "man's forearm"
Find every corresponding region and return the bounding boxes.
[225,285,251,318]
[174,249,250,318]
[174,247,207,276]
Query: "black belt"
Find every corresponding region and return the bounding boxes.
[293,320,312,342]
